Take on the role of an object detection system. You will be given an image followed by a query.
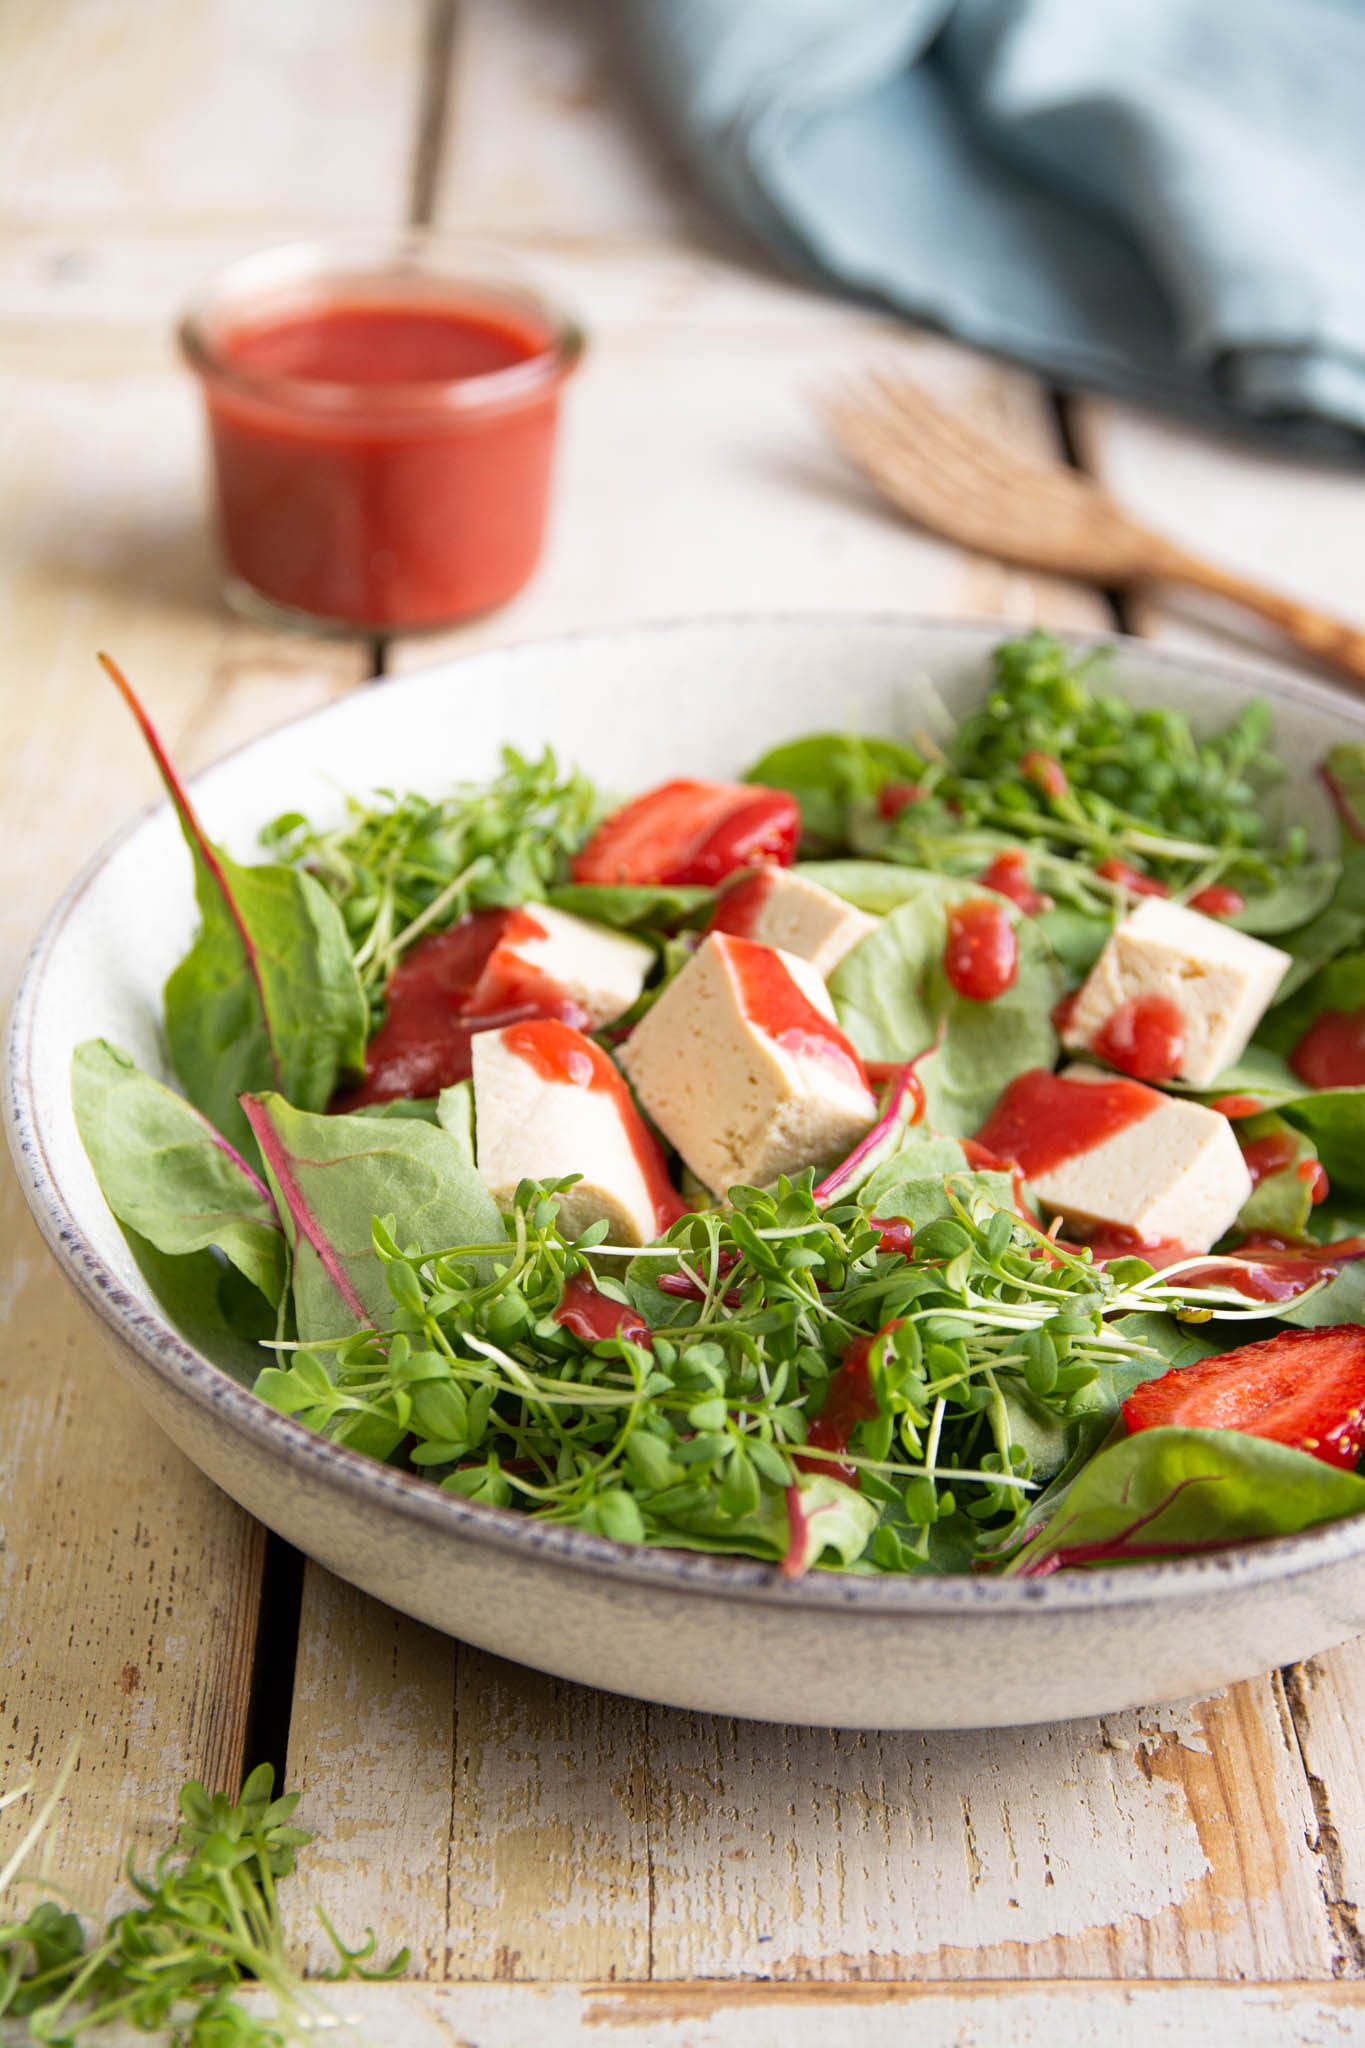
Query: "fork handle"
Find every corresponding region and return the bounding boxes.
[1147,542,1365,687]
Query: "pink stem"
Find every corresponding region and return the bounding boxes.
[100,652,283,1093]
[241,1096,372,1326]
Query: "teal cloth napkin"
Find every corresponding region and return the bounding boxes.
[623,0,1365,455]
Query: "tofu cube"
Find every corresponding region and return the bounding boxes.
[1063,898,1290,1087]
[711,867,879,978]
[619,931,877,1196]
[1030,1064,1251,1252]
[496,904,652,1028]
[472,1020,676,1246]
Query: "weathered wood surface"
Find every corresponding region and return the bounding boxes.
[96,1978,1365,2048]
[0,0,392,1911]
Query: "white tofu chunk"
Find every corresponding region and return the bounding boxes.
[1028,1064,1251,1252]
[498,904,652,1028]
[619,931,877,1197]
[711,867,879,978]
[1063,897,1290,1087]
[472,1021,675,1246]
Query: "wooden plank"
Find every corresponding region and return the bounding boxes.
[159,1979,1365,2048]
[1282,1651,1365,1975]
[0,0,423,233]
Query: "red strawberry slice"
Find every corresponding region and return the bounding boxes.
[572,779,799,888]
[1122,1325,1365,1471]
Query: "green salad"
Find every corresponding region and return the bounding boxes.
[75,636,1365,1579]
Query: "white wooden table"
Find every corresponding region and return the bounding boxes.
[5,6,1365,2042]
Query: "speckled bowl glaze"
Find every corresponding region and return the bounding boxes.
[11,618,1365,1729]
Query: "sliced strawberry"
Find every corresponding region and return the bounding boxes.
[572,779,799,888]
[1122,1325,1365,1471]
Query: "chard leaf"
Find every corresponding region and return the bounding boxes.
[1005,1427,1365,1576]
[827,871,1061,1134]
[101,655,368,1154]
[243,1094,504,1342]
[1322,744,1365,843]
[436,1080,477,1165]
[648,1472,877,1573]
[72,1038,286,1306]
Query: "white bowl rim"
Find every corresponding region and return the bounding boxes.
[12,609,1365,1620]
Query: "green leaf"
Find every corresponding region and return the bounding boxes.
[746,736,925,850]
[122,1231,276,1387]
[859,1123,1015,1227]
[1277,1090,1365,1202]
[1259,949,1365,1065]
[1233,1112,1319,1237]
[796,859,935,916]
[72,1039,286,1306]
[547,881,713,930]
[1006,1427,1365,1575]
[1219,857,1339,937]
[827,871,1061,1134]
[101,653,369,1156]
[1266,848,1365,1001]
[242,1094,504,1341]
[435,1079,477,1165]
[1323,743,1365,842]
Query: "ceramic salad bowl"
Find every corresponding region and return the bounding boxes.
[10,615,1365,1730]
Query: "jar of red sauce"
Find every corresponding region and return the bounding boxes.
[179,239,583,632]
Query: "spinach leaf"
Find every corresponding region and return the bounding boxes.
[858,1124,1015,1228]
[101,655,368,1155]
[827,873,1061,1134]
[1220,858,1339,937]
[436,1080,477,1164]
[1276,1090,1365,1201]
[124,1232,276,1388]
[1259,950,1365,1062]
[243,1094,505,1342]
[1033,903,1112,979]
[746,736,925,851]
[1174,1045,1303,1108]
[796,859,933,916]
[1005,1427,1365,1575]
[547,881,713,930]
[72,1039,286,1307]
[1233,1112,1320,1237]
[1266,848,1365,1002]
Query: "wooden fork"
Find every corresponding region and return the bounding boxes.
[824,373,1365,686]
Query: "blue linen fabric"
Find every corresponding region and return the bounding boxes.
[622,0,1365,454]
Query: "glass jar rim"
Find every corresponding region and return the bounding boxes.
[178,232,585,417]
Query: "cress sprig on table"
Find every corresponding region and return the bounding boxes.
[261,747,598,1018]
[255,1171,1286,1573]
[0,1760,404,2045]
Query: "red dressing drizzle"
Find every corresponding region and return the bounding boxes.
[719,933,870,1091]
[709,868,775,939]
[877,782,924,819]
[1291,1007,1365,1090]
[1021,751,1067,800]
[943,898,1018,1001]
[1096,857,1169,898]
[977,847,1052,916]
[1093,993,1185,1082]
[1240,1128,1301,1188]
[1189,884,1246,918]
[503,1019,687,1234]
[794,1324,898,1489]
[974,1067,1159,1178]
[337,907,585,1107]
[553,1272,652,1347]
[1210,1093,1267,1119]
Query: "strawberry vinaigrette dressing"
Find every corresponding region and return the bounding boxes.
[1093,993,1186,1082]
[721,933,870,1091]
[337,907,589,1107]
[794,1325,898,1488]
[502,1019,687,1235]
[973,1067,1157,1178]
[553,1271,652,1347]
[180,244,582,630]
[943,898,1018,1000]
[1291,1007,1365,1089]
[977,848,1051,916]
